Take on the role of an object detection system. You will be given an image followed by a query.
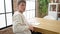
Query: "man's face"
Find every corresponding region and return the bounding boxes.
[18,2,26,12]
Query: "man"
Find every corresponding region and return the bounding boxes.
[12,0,33,34]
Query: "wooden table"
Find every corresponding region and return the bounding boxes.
[29,18,60,34]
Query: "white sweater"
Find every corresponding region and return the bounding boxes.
[12,11,31,34]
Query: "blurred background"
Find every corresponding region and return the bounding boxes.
[0,0,60,30]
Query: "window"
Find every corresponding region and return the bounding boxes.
[5,0,12,26]
[6,13,12,26]
[5,0,12,12]
[0,0,5,13]
[0,15,6,28]
[0,0,13,29]
[23,0,35,19]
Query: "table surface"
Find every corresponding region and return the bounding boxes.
[29,18,60,33]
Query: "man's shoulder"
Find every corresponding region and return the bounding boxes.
[13,11,22,16]
[13,14,21,18]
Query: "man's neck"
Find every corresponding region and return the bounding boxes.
[19,11,23,14]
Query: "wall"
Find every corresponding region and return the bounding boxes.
[13,0,17,11]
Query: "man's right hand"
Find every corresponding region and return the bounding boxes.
[29,25,34,31]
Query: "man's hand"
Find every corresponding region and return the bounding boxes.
[29,25,34,31]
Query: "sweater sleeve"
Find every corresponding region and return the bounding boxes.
[12,14,29,33]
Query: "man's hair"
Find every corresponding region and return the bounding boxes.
[17,0,26,5]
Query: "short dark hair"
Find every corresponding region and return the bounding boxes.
[17,0,26,5]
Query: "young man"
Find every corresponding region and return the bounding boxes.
[12,0,34,34]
